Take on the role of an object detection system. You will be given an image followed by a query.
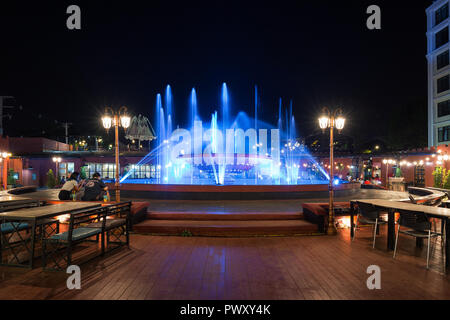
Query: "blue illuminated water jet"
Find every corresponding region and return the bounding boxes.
[121,83,330,185]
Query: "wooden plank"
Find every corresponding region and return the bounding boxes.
[2,226,450,300]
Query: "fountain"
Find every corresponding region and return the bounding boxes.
[120,83,332,187]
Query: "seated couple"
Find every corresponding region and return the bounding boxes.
[58,172,109,201]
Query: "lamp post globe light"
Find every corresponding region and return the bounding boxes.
[52,156,62,181]
[318,107,345,236]
[102,106,131,202]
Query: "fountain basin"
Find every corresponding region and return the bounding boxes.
[113,181,360,200]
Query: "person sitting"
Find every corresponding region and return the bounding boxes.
[81,172,108,201]
[58,172,80,200]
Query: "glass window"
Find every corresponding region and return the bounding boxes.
[85,162,117,179]
[68,162,74,173]
[124,164,154,179]
[436,3,449,26]
[438,100,450,117]
[58,162,75,179]
[437,74,450,93]
[436,27,449,49]
[103,164,109,178]
[438,125,450,142]
[59,163,66,178]
[437,50,450,70]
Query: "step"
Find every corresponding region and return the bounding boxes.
[146,211,304,221]
[133,219,319,237]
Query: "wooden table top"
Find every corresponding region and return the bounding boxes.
[0,196,33,203]
[352,199,450,218]
[0,203,102,219]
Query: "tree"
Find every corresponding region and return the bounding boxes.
[433,167,443,188]
[46,169,57,188]
[444,169,450,189]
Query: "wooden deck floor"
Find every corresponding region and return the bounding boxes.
[1,225,450,300]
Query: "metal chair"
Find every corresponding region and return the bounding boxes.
[410,195,443,234]
[352,202,387,248]
[393,210,445,269]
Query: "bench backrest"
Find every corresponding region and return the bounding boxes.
[105,202,132,219]
[67,206,109,238]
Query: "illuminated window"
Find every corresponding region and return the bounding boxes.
[124,164,157,179]
[59,162,75,179]
[438,125,450,142]
[86,162,117,179]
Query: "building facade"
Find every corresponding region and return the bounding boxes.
[427,0,450,147]
[1,136,448,190]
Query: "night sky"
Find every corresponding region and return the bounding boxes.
[0,1,432,147]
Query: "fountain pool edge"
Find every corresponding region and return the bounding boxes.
[111,182,361,200]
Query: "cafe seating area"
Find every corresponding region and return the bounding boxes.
[1,188,450,299]
[0,198,133,270]
[348,187,449,270]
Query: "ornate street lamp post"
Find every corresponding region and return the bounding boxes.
[52,156,62,182]
[382,159,395,189]
[318,107,345,235]
[102,106,131,202]
[1,152,11,190]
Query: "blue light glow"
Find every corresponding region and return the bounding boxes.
[120,84,332,185]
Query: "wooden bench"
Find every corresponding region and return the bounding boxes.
[42,206,108,270]
[42,202,132,270]
[85,202,132,249]
[46,200,149,230]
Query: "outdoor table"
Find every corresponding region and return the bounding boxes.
[350,199,450,268]
[0,202,102,268]
[0,197,43,212]
[441,199,450,208]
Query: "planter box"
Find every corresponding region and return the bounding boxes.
[389,177,405,192]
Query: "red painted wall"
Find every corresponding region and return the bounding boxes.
[9,137,70,154]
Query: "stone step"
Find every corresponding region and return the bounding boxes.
[146,211,304,221]
[133,219,319,237]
